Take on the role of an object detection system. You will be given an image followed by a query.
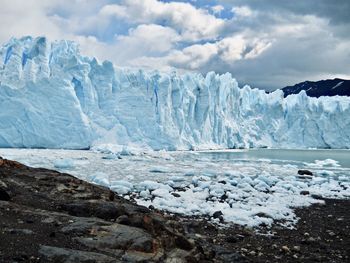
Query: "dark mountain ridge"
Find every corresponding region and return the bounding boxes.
[281,78,350,98]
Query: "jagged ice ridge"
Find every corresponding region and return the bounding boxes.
[0,37,349,150]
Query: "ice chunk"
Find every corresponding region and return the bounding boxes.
[87,172,110,188]
[53,159,74,169]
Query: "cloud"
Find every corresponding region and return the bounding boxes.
[232,6,253,18]
[211,5,225,15]
[128,35,272,72]
[220,0,350,26]
[100,0,226,41]
[0,0,349,90]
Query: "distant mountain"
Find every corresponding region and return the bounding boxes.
[282,78,350,98]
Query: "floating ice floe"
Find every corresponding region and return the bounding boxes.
[1,148,349,228]
[53,159,74,169]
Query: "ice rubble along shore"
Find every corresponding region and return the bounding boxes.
[0,36,349,150]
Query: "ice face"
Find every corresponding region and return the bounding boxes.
[1,36,350,150]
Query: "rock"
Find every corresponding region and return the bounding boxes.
[175,235,194,251]
[165,249,190,263]
[6,228,33,235]
[95,203,124,220]
[225,234,245,244]
[57,184,69,192]
[0,158,23,168]
[25,219,34,224]
[108,190,115,201]
[255,212,272,218]
[0,187,10,201]
[171,193,181,198]
[220,193,228,201]
[215,246,245,262]
[308,237,316,242]
[298,170,313,176]
[116,215,130,225]
[63,202,91,217]
[292,246,301,252]
[60,218,110,235]
[281,245,291,253]
[39,245,117,263]
[212,211,223,219]
[129,236,154,253]
[41,217,55,224]
[122,203,150,214]
[76,223,155,253]
[327,231,336,237]
[0,179,8,188]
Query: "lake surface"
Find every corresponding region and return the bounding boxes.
[0,148,349,227]
[0,148,349,183]
[199,149,350,168]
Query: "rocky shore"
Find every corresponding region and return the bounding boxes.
[0,156,349,262]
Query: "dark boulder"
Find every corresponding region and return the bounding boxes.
[0,187,10,201]
[213,211,223,219]
[298,170,313,176]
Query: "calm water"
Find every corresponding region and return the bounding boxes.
[198,149,350,168]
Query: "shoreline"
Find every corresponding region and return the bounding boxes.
[0,156,349,262]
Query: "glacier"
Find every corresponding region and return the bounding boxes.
[0,36,350,150]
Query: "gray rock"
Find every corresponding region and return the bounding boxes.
[116,215,130,225]
[95,202,124,219]
[77,223,155,253]
[60,218,110,234]
[5,228,33,235]
[63,202,91,217]
[39,245,118,263]
[165,249,190,263]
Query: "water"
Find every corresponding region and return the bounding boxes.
[0,148,349,183]
[0,148,349,227]
[199,149,350,168]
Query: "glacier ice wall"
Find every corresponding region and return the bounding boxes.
[0,37,349,150]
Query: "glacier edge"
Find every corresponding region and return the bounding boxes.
[0,36,349,150]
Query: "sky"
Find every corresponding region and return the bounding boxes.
[0,0,349,90]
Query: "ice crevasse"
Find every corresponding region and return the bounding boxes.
[0,36,349,150]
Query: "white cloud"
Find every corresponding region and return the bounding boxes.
[117,24,179,53]
[168,43,218,69]
[211,5,225,15]
[100,0,225,41]
[0,0,349,90]
[171,35,271,66]
[232,6,253,18]
[0,0,64,42]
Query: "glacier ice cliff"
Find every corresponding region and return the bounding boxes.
[0,37,349,150]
